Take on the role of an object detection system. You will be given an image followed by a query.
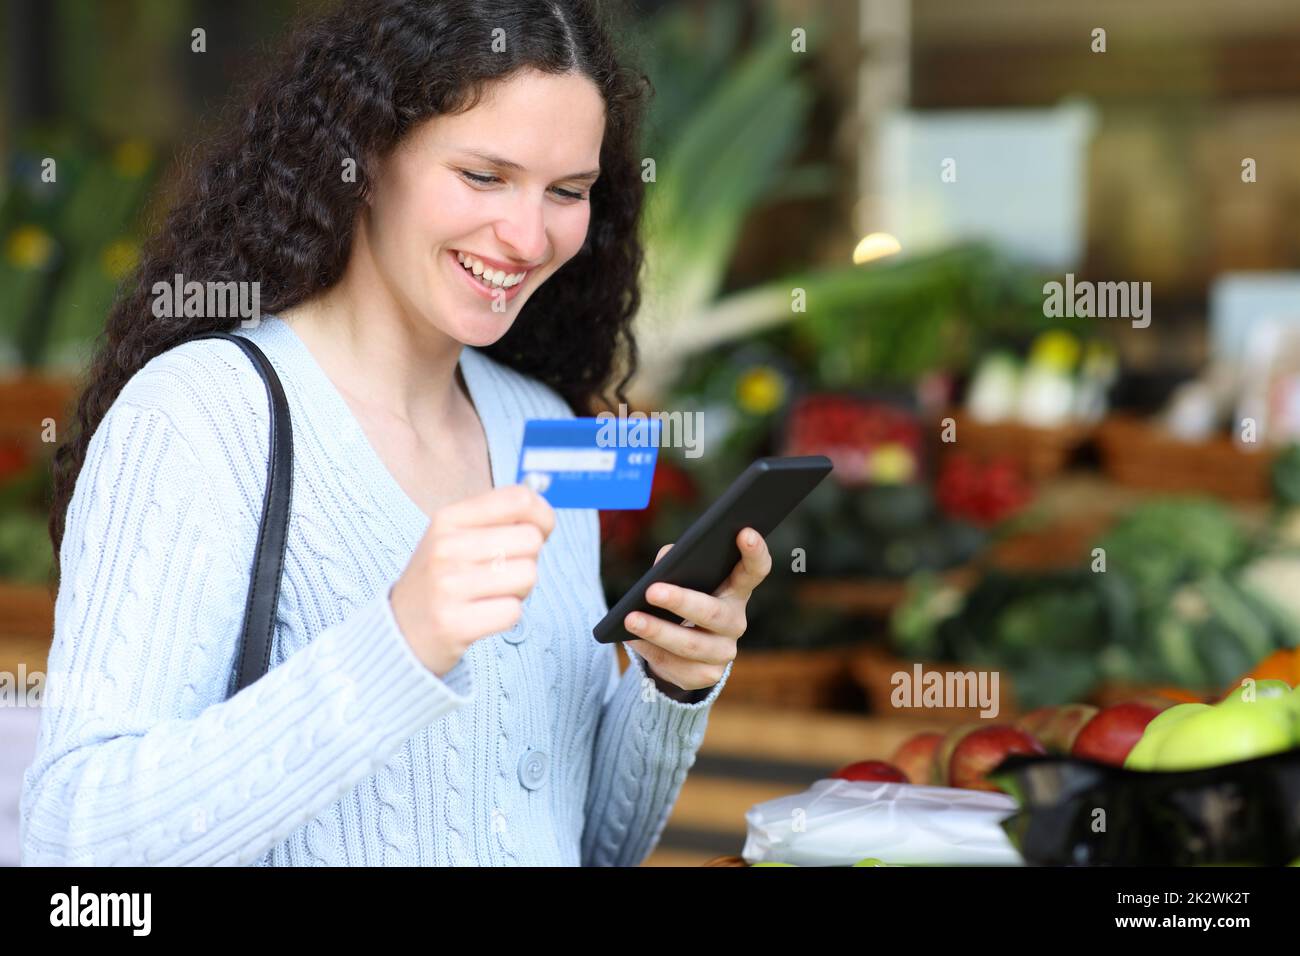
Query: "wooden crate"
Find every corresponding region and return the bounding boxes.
[0,375,77,444]
[945,411,1095,480]
[0,582,54,674]
[848,643,1020,722]
[1096,413,1275,500]
[795,566,978,616]
[618,639,855,711]
[716,645,856,711]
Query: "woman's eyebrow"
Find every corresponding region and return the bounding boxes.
[453,147,600,182]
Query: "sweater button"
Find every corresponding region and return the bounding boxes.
[503,594,531,643]
[518,748,548,790]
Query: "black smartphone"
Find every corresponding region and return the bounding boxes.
[593,455,833,644]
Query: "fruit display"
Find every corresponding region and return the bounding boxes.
[782,393,924,487]
[893,497,1300,707]
[750,667,1299,865]
[991,684,1300,866]
[990,675,1300,864]
[889,732,942,784]
[948,727,1046,791]
[1030,703,1099,754]
[834,699,1172,796]
[934,453,1034,526]
[1124,679,1300,772]
[831,760,908,783]
[1070,700,1166,765]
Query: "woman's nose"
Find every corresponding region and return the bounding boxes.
[494,194,548,264]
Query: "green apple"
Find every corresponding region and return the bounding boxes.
[1220,678,1293,705]
[1124,703,1209,770]
[1287,688,1300,740]
[1152,704,1293,771]
[1219,683,1300,743]
[1145,702,1211,734]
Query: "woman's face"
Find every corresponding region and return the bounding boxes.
[364,68,606,347]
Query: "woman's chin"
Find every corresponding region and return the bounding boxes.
[444,309,517,348]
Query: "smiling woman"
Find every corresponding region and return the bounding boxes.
[20,0,764,869]
[329,66,610,347]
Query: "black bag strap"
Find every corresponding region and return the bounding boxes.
[192,331,294,699]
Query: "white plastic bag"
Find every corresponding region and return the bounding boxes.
[742,778,1023,866]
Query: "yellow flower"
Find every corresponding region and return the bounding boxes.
[4,224,55,270]
[1028,330,1081,373]
[868,443,916,484]
[112,140,153,178]
[736,365,786,415]
[100,239,140,281]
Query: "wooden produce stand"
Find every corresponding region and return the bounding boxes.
[1096,413,1276,500]
[0,373,76,670]
[942,410,1095,480]
[0,374,78,442]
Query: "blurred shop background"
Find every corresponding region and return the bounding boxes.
[3,0,1300,865]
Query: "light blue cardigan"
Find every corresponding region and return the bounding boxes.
[21,314,732,865]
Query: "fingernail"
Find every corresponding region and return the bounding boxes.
[745,530,758,547]
[626,615,642,631]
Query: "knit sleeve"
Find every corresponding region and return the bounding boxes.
[19,399,473,866]
[579,601,733,867]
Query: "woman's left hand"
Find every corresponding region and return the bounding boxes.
[623,527,772,693]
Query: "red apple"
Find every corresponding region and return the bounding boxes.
[931,724,981,785]
[890,732,943,785]
[832,760,909,783]
[1126,695,1177,713]
[1036,704,1099,754]
[948,726,1046,791]
[1014,706,1058,739]
[1071,700,1166,766]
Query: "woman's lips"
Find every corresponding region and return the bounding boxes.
[448,250,527,303]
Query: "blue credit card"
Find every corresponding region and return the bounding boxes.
[516,418,660,509]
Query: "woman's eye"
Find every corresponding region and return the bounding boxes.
[459,170,587,201]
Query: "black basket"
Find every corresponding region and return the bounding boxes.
[989,748,1300,866]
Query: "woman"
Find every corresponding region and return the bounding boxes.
[22,0,771,866]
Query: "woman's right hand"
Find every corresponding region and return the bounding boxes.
[389,483,556,677]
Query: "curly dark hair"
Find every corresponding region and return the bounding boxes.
[48,0,649,579]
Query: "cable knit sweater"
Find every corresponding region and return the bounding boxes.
[20,314,733,866]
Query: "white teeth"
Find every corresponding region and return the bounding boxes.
[454,252,526,289]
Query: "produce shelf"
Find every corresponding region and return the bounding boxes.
[0,374,79,443]
[1097,413,1277,501]
[0,581,54,673]
[942,409,1096,480]
[789,470,1274,617]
